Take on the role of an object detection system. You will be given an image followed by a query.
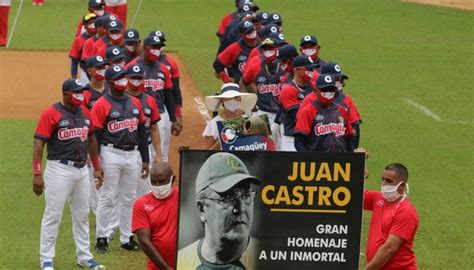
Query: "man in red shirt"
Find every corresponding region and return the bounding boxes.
[132,162,178,270]
[364,163,418,270]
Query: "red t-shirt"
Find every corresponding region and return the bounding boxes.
[132,188,179,270]
[364,190,418,269]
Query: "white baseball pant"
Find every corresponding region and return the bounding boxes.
[88,166,99,216]
[40,160,93,264]
[96,146,140,244]
[158,108,171,162]
[280,135,297,152]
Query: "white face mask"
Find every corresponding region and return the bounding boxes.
[110,34,122,41]
[281,63,288,71]
[336,81,344,91]
[114,77,128,87]
[125,45,136,52]
[223,99,241,112]
[72,93,84,101]
[381,182,407,202]
[151,49,161,57]
[305,70,314,79]
[246,31,257,39]
[263,50,276,58]
[96,69,105,77]
[151,180,173,199]
[320,92,335,99]
[89,23,95,30]
[302,48,317,57]
[95,9,105,16]
[129,79,142,86]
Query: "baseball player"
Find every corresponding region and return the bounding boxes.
[217,4,256,54]
[105,45,126,67]
[126,35,182,162]
[216,0,258,44]
[33,79,105,270]
[93,19,125,59]
[32,0,44,6]
[126,64,161,196]
[254,11,269,30]
[123,28,141,64]
[76,0,118,36]
[0,0,10,47]
[214,20,258,84]
[69,13,97,83]
[105,0,127,26]
[278,55,316,151]
[80,15,113,64]
[91,65,150,252]
[299,35,326,73]
[275,44,299,82]
[246,31,286,71]
[294,74,353,152]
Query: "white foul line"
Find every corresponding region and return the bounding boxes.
[401,98,443,122]
[6,0,24,48]
[194,96,211,122]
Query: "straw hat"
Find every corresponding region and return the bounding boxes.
[205,83,257,113]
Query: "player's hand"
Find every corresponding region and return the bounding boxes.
[94,169,104,189]
[171,122,182,136]
[177,117,183,129]
[141,163,149,179]
[33,175,44,196]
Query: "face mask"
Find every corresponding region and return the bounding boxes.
[224,99,241,112]
[86,23,96,35]
[263,49,277,62]
[381,182,406,202]
[94,9,104,16]
[321,92,335,99]
[113,77,128,91]
[318,90,335,105]
[128,79,143,90]
[110,33,122,41]
[302,48,318,59]
[70,93,84,106]
[336,81,344,91]
[93,68,106,81]
[302,70,313,82]
[145,48,160,62]
[151,179,173,199]
[244,31,257,43]
[125,45,136,52]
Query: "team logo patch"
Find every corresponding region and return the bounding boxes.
[220,127,237,144]
[272,14,280,20]
[127,31,135,38]
[157,72,165,79]
[154,31,163,37]
[238,55,247,61]
[133,109,139,114]
[144,108,151,114]
[113,65,121,72]
[298,93,305,100]
[316,114,324,121]
[166,65,171,71]
[270,26,278,33]
[304,35,312,42]
[132,65,141,72]
[324,75,333,83]
[112,48,120,55]
[58,127,89,141]
[334,64,341,72]
[111,111,120,118]
[84,119,90,125]
[376,200,384,206]
[257,76,266,83]
[262,13,268,19]
[314,122,346,137]
[144,204,154,212]
[96,56,103,62]
[238,62,247,73]
[59,120,69,127]
[107,118,139,133]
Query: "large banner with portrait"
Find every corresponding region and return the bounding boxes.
[177,150,365,270]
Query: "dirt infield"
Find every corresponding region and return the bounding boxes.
[402,0,474,10]
[0,50,208,175]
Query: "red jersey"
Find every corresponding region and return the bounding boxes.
[247,47,263,65]
[215,39,256,83]
[159,54,180,79]
[299,91,361,124]
[69,32,92,60]
[34,103,94,161]
[132,188,179,270]
[133,92,161,143]
[364,191,418,269]
[216,12,237,37]
[279,80,312,136]
[80,35,100,61]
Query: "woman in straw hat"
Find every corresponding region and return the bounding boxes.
[203,83,257,149]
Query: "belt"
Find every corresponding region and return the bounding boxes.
[59,159,87,168]
[103,143,138,151]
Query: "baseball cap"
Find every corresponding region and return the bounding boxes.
[127,64,145,78]
[255,12,269,24]
[143,35,164,46]
[88,0,104,8]
[267,13,282,25]
[124,28,140,42]
[94,15,108,28]
[85,55,106,69]
[62,79,87,93]
[293,55,318,69]
[321,63,349,80]
[239,20,255,34]
[105,65,126,80]
[257,23,279,39]
[238,3,253,14]
[195,152,261,195]
[316,74,337,90]
[82,13,97,25]
[260,38,277,49]
[107,20,123,31]
[105,46,124,62]
[148,30,166,42]
[276,44,298,61]
[300,35,318,46]
[268,32,286,46]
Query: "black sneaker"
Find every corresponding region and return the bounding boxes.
[95,237,108,253]
[120,236,140,251]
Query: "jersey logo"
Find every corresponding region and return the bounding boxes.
[315,114,324,121]
[59,120,69,127]
[238,55,247,61]
[144,108,151,115]
[257,76,266,83]
[257,84,281,96]
[111,111,120,118]
[144,79,165,91]
[314,122,346,137]
[58,127,89,141]
[220,127,237,144]
[376,200,384,206]
[107,118,139,133]
[238,62,247,73]
[144,204,154,212]
[133,109,139,114]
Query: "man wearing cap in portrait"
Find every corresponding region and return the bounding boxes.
[178,152,260,270]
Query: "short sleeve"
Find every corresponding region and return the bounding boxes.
[91,98,108,129]
[363,190,379,211]
[34,107,59,140]
[294,105,315,136]
[242,62,258,85]
[148,95,161,124]
[132,198,150,233]
[217,43,238,66]
[166,56,180,79]
[279,86,300,111]
[69,36,82,59]
[389,204,418,241]
[338,105,353,137]
[162,65,173,90]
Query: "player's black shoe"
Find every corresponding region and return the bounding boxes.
[120,236,140,251]
[95,237,108,253]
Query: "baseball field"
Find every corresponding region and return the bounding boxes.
[0,0,472,269]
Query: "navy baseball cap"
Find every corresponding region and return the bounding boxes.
[94,15,108,27]
[267,13,282,25]
[88,0,104,8]
[316,74,337,90]
[239,20,255,34]
[105,46,124,62]
[105,65,126,80]
[62,79,87,93]
[321,63,349,80]
[107,20,123,31]
[143,35,164,46]
[238,4,253,14]
[260,38,277,49]
[268,32,286,46]
[255,12,269,24]
[124,28,140,42]
[127,64,145,78]
[85,55,106,69]
[276,44,298,61]
[300,35,318,46]
[293,55,318,69]
[257,23,279,39]
[148,30,166,42]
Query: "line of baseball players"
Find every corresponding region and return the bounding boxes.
[33,0,184,269]
[212,0,362,153]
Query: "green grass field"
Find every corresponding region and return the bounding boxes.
[1,0,473,269]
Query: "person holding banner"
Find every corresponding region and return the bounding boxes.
[364,163,419,270]
[203,83,257,149]
[178,152,261,270]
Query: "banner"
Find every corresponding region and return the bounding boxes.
[216,114,275,151]
[177,150,365,270]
